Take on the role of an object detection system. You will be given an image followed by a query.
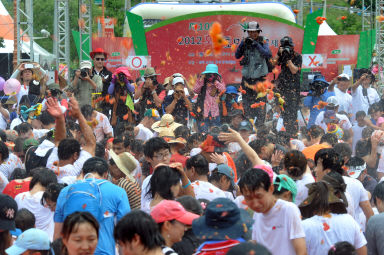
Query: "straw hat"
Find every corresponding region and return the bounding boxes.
[151,114,182,133]
[109,150,137,180]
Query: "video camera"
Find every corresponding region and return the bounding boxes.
[309,74,329,97]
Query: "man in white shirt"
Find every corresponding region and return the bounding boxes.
[80,104,113,142]
[239,168,307,255]
[185,154,227,201]
[0,103,9,130]
[134,109,159,142]
[328,73,352,115]
[351,70,380,123]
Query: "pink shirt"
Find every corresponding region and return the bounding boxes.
[193,79,225,118]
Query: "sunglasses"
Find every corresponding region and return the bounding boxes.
[95,58,105,61]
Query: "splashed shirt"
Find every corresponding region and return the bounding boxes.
[193,79,225,118]
[0,153,23,179]
[191,180,228,201]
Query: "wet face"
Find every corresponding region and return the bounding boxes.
[93,54,106,69]
[242,186,275,213]
[261,143,274,161]
[248,30,260,40]
[62,222,98,255]
[113,142,125,155]
[169,220,187,244]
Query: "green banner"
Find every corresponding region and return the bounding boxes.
[72,30,91,61]
[357,29,375,69]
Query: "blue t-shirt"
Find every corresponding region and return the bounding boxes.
[304,90,335,128]
[55,179,130,255]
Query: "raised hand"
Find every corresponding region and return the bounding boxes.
[46,97,63,118]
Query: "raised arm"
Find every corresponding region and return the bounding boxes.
[46,97,66,146]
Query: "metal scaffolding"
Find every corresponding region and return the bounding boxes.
[376,0,384,84]
[79,0,92,62]
[362,0,373,31]
[16,0,34,64]
[54,0,71,71]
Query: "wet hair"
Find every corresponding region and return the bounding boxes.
[250,138,271,155]
[58,138,81,161]
[314,148,344,175]
[80,104,94,119]
[368,102,382,114]
[176,196,203,215]
[16,122,32,136]
[39,111,55,126]
[41,183,67,207]
[174,126,190,140]
[144,137,170,159]
[29,167,58,190]
[82,157,109,177]
[187,133,205,149]
[373,182,384,206]
[328,241,357,255]
[147,165,181,200]
[186,154,209,176]
[355,111,366,119]
[362,127,375,139]
[113,136,124,145]
[308,125,324,139]
[9,168,27,180]
[239,168,271,193]
[277,131,291,145]
[61,212,99,253]
[130,139,144,154]
[0,141,9,162]
[95,142,105,158]
[208,169,234,193]
[355,139,371,158]
[333,143,352,160]
[15,208,35,232]
[256,125,270,138]
[283,150,307,179]
[114,210,164,250]
[320,133,338,147]
[346,157,365,168]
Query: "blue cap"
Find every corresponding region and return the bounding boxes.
[311,74,329,86]
[6,228,50,255]
[238,120,252,131]
[201,64,221,77]
[217,164,235,188]
[226,86,238,94]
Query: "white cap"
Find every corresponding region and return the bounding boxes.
[80,61,92,70]
[172,77,185,86]
[338,73,350,80]
[326,96,339,107]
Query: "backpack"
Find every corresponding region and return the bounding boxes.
[25,146,54,173]
[63,175,108,222]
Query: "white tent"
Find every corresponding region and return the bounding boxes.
[318,21,337,36]
[0,0,55,63]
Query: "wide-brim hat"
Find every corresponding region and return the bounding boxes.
[168,137,187,146]
[109,150,137,180]
[311,74,329,86]
[144,67,160,78]
[90,48,109,59]
[192,198,254,240]
[114,66,132,80]
[245,21,262,32]
[151,114,182,132]
[201,64,221,77]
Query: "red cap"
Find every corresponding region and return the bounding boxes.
[90,48,108,59]
[150,200,199,225]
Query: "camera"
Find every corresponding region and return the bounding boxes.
[245,37,254,46]
[310,81,327,97]
[80,68,89,78]
[118,73,126,83]
[278,36,294,63]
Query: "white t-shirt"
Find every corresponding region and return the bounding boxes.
[191,180,228,201]
[228,135,256,154]
[252,199,305,255]
[0,109,9,130]
[343,176,370,231]
[15,191,55,240]
[135,124,154,142]
[16,85,28,105]
[141,174,152,214]
[376,147,384,174]
[315,111,352,132]
[10,117,23,130]
[294,173,315,206]
[0,153,23,179]
[302,213,366,255]
[352,124,366,156]
[46,148,92,181]
[351,86,380,122]
[93,112,113,143]
[33,129,50,140]
[0,171,9,192]
[234,195,249,210]
[334,87,353,115]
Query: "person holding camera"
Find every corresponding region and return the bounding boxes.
[163,77,192,126]
[90,48,112,117]
[351,70,380,123]
[71,60,102,108]
[304,74,335,128]
[235,21,272,126]
[273,36,302,136]
[134,67,165,121]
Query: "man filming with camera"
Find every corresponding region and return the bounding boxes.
[273,36,302,135]
[235,21,272,126]
[71,60,103,107]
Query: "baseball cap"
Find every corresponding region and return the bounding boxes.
[150,200,199,225]
[80,61,92,70]
[172,77,185,86]
[238,120,252,131]
[5,228,50,255]
[338,73,350,81]
[274,174,297,202]
[144,109,160,121]
[217,164,235,187]
[326,96,339,107]
[0,194,17,231]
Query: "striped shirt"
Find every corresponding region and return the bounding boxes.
[117,177,141,210]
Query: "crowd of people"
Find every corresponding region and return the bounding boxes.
[1,21,384,255]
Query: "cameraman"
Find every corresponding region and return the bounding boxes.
[303,74,335,128]
[235,21,271,126]
[71,60,102,107]
[273,36,302,136]
[134,67,165,121]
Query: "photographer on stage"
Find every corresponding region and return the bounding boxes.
[273,36,302,136]
[71,60,103,108]
[235,21,272,126]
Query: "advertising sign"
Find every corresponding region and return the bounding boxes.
[302,54,327,69]
[126,56,150,70]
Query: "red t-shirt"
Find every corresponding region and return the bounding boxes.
[2,180,31,198]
